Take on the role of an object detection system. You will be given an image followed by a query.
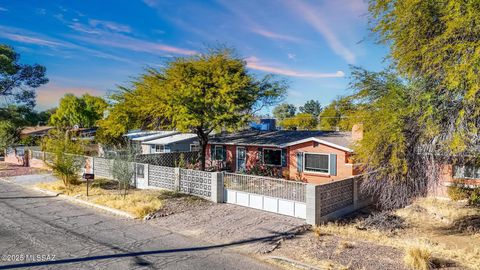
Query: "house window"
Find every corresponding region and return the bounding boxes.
[190,144,200,151]
[213,145,224,160]
[263,148,282,166]
[454,164,480,179]
[155,145,170,153]
[304,153,329,173]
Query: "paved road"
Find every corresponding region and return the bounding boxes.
[0,180,276,269]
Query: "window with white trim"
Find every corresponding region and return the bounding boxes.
[304,153,329,173]
[213,145,224,160]
[263,148,282,166]
[454,164,480,179]
[155,145,170,153]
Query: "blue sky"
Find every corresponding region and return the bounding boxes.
[0,0,388,111]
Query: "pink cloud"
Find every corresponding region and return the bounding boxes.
[0,32,65,48]
[246,56,344,78]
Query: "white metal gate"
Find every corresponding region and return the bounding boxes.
[223,172,306,219]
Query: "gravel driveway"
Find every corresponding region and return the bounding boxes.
[151,202,307,253]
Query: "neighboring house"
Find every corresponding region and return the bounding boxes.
[439,162,480,188]
[20,126,53,139]
[123,130,198,154]
[141,133,198,154]
[207,125,363,184]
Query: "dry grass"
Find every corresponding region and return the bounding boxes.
[37,180,164,218]
[313,226,322,238]
[317,198,480,270]
[403,243,433,270]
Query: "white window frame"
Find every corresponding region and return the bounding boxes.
[155,145,165,153]
[213,145,224,161]
[262,148,282,166]
[303,152,330,175]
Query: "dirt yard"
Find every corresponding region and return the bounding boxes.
[150,203,307,253]
[270,198,479,270]
[0,162,49,177]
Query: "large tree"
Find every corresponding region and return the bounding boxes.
[352,0,480,208]
[104,48,287,170]
[369,0,480,155]
[299,100,322,118]
[272,103,296,120]
[280,113,318,130]
[49,93,107,128]
[0,45,48,107]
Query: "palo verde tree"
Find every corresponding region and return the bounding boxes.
[0,44,48,108]
[115,48,287,170]
[358,0,480,207]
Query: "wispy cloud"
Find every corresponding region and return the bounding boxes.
[0,32,65,48]
[0,25,135,64]
[70,32,196,56]
[88,19,132,33]
[285,0,356,63]
[0,6,8,12]
[251,28,304,43]
[246,56,344,78]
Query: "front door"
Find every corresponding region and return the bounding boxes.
[236,147,246,172]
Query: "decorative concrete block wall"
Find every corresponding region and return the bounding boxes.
[306,175,371,225]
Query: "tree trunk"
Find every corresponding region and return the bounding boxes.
[199,139,207,171]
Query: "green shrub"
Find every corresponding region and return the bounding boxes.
[447,184,470,201]
[469,188,480,206]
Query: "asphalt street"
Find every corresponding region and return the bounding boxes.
[0,180,277,269]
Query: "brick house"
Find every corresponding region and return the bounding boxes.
[206,125,363,184]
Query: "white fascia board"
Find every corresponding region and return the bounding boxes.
[280,137,353,152]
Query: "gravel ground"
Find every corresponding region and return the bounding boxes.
[151,203,307,254]
[271,232,408,270]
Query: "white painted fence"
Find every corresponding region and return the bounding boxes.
[223,172,307,219]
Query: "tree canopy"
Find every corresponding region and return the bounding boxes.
[49,93,107,128]
[299,100,322,118]
[280,113,317,130]
[318,97,356,131]
[272,103,296,120]
[349,0,480,208]
[99,48,287,169]
[369,0,480,155]
[0,44,48,107]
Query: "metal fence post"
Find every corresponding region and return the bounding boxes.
[306,183,322,225]
[210,172,224,203]
[174,167,181,191]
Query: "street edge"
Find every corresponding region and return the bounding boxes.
[0,177,136,219]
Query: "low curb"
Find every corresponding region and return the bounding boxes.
[0,177,136,219]
[266,256,323,270]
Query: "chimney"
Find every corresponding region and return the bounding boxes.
[352,123,363,141]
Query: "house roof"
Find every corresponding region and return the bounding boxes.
[209,130,354,152]
[20,126,53,135]
[131,131,179,142]
[142,133,197,145]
